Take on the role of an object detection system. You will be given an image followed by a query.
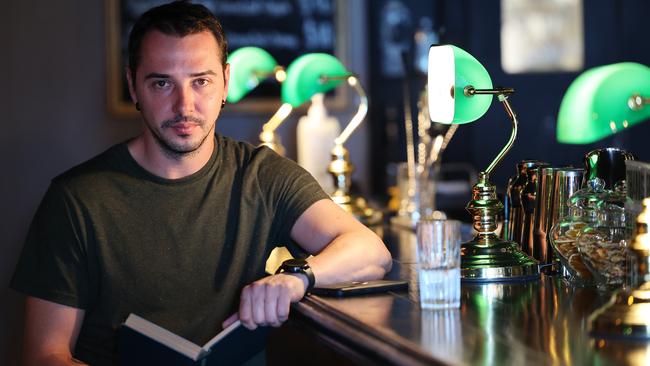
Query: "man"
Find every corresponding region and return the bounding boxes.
[10,2,392,365]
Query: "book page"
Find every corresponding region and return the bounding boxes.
[202,320,242,351]
[124,314,204,361]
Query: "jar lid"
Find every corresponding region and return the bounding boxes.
[568,178,610,220]
[596,180,629,226]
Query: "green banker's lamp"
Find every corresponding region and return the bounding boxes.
[428,44,539,282]
[226,47,286,104]
[259,53,379,224]
[557,62,650,144]
[258,53,347,156]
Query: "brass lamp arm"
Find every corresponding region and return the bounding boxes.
[318,75,368,147]
[484,94,518,175]
[253,66,286,82]
[335,77,368,146]
[464,86,515,96]
[261,103,293,133]
[462,86,518,176]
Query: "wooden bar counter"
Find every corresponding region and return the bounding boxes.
[268,225,650,365]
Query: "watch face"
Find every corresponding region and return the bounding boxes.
[284,258,308,269]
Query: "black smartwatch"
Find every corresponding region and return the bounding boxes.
[275,258,315,292]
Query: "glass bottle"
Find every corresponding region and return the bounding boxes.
[576,182,632,287]
[549,178,610,283]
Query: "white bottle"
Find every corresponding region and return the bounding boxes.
[297,93,341,194]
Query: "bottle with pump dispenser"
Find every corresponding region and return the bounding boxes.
[297,93,340,193]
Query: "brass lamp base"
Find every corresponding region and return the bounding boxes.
[331,192,383,226]
[328,144,382,226]
[461,172,539,282]
[589,283,650,340]
[259,130,286,156]
[461,234,540,282]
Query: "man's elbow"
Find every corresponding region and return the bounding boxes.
[372,237,393,277]
[380,243,393,273]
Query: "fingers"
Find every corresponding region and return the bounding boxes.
[251,283,267,326]
[264,289,279,327]
[276,286,291,323]
[238,274,302,330]
[266,285,291,327]
[222,313,239,329]
[239,287,255,330]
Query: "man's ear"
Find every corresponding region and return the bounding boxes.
[223,63,230,99]
[125,67,138,105]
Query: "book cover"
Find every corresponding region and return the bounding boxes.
[119,314,267,366]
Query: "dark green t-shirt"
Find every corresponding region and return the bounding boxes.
[11,134,329,365]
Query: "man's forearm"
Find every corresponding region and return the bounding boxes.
[289,199,393,288]
[307,228,392,286]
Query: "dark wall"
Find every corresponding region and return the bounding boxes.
[367,0,650,216]
[2,2,139,364]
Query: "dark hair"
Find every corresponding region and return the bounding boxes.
[127,1,228,79]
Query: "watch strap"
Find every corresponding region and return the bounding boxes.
[276,259,315,292]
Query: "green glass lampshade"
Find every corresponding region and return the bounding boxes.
[428,45,494,124]
[282,53,347,107]
[557,62,650,144]
[226,47,278,103]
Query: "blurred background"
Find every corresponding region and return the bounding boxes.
[2,0,649,364]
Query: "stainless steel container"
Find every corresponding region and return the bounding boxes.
[583,147,635,190]
[520,163,549,256]
[532,167,562,263]
[506,160,544,245]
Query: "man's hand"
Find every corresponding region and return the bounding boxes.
[223,272,308,330]
[23,297,87,366]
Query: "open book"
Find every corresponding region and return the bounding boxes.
[119,314,266,366]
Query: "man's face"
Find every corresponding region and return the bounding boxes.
[127,30,229,157]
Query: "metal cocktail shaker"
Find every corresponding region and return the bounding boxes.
[506,160,543,244]
[520,163,550,256]
[583,147,635,190]
[532,167,562,263]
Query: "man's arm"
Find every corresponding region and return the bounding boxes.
[232,199,392,329]
[290,199,392,284]
[23,296,87,366]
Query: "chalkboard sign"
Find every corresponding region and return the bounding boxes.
[106,0,346,117]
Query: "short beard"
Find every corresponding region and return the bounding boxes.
[146,115,212,160]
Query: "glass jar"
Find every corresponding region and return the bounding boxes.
[550,178,610,283]
[576,183,632,287]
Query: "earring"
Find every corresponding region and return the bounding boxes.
[135,102,141,111]
[221,100,226,108]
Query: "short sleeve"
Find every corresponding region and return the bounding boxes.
[256,150,330,250]
[10,180,92,309]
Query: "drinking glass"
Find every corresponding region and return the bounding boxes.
[416,219,461,309]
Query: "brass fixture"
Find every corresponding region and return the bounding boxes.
[461,92,540,282]
[259,103,292,156]
[327,75,382,226]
